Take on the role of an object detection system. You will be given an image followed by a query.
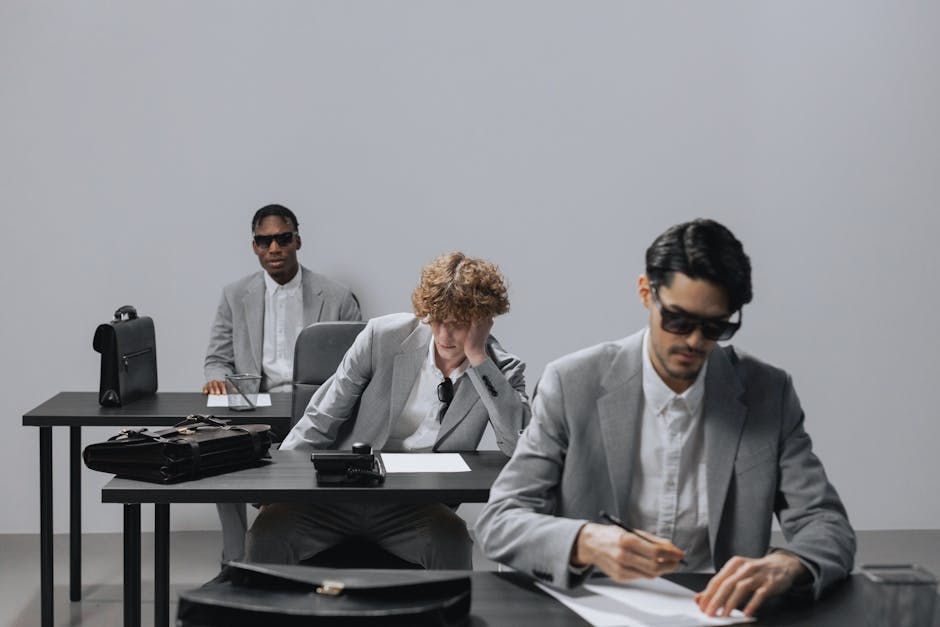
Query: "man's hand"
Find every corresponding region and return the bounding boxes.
[202,380,227,395]
[465,317,494,367]
[695,552,808,617]
[571,523,685,580]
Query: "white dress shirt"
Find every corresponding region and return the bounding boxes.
[626,329,712,572]
[261,268,304,393]
[385,339,470,452]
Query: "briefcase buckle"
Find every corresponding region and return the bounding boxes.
[315,580,345,596]
[177,428,195,435]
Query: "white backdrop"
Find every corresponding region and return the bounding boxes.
[1,1,938,534]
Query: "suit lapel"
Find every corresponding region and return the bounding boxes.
[388,323,429,428]
[300,267,325,324]
[703,347,747,555]
[435,379,479,448]
[243,275,264,374]
[598,333,644,523]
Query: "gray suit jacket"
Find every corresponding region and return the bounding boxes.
[475,330,855,598]
[281,313,531,456]
[204,266,361,385]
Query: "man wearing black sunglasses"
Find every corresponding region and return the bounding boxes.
[203,204,361,565]
[478,219,855,619]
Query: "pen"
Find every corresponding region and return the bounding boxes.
[598,510,688,567]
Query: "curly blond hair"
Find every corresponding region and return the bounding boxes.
[412,252,510,322]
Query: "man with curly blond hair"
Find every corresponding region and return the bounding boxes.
[246,252,530,569]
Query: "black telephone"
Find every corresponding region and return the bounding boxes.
[311,442,386,486]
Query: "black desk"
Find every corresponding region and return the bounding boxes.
[21,391,292,627]
[470,571,940,626]
[102,449,508,627]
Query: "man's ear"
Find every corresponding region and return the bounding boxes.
[637,274,651,309]
[295,234,302,251]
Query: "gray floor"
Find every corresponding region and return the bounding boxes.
[1,530,938,627]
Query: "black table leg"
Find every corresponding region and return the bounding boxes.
[40,427,53,627]
[155,504,170,627]
[70,425,81,601]
[124,504,141,627]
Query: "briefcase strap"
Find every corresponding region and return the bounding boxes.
[105,428,202,472]
[107,428,170,444]
[226,425,266,458]
[175,415,267,458]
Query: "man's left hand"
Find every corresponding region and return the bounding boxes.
[695,552,808,617]
[465,317,494,367]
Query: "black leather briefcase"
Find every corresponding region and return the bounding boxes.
[177,562,471,626]
[82,416,271,483]
[92,305,157,406]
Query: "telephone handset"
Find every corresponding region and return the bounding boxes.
[311,442,386,486]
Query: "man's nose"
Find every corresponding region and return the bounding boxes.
[268,239,280,252]
[686,326,706,348]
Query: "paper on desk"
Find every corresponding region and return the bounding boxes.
[206,394,272,408]
[380,453,471,473]
[536,577,754,627]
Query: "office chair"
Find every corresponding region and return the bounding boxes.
[290,320,367,429]
[290,320,422,570]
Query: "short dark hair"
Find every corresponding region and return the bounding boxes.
[251,204,299,233]
[645,218,753,312]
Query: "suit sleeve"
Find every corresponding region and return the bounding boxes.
[475,364,592,589]
[772,375,856,599]
[280,318,375,450]
[465,338,531,455]
[204,289,236,382]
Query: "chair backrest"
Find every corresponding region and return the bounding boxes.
[291,321,367,426]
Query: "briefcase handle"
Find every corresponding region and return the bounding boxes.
[113,305,138,321]
[174,414,228,429]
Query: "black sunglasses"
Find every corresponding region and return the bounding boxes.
[651,288,742,341]
[437,379,455,423]
[253,231,296,248]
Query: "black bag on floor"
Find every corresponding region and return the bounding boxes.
[92,305,158,406]
[82,416,271,483]
[177,562,471,627]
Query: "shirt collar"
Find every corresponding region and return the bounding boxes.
[426,336,469,382]
[263,266,302,294]
[641,328,708,417]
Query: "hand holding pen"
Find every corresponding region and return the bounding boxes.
[570,510,687,581]
[599,511,688,566]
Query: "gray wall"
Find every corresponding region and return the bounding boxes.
[2,1,938,534]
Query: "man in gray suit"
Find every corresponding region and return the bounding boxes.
[204,204,361,563]
[476,219,854,618]
[246,252,530,569]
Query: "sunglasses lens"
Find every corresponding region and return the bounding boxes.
[661,311,696,335]
[662,309,739,341]
[254,232,294,248]
[701,322,724,341]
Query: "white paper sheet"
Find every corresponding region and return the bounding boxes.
[379,453,471,473]
[206,393,272,408]
[536,577,754,627]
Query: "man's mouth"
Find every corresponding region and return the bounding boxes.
[671,348,704,364]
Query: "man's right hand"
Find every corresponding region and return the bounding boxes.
[202,380,227,395]
[570,522,685,580]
